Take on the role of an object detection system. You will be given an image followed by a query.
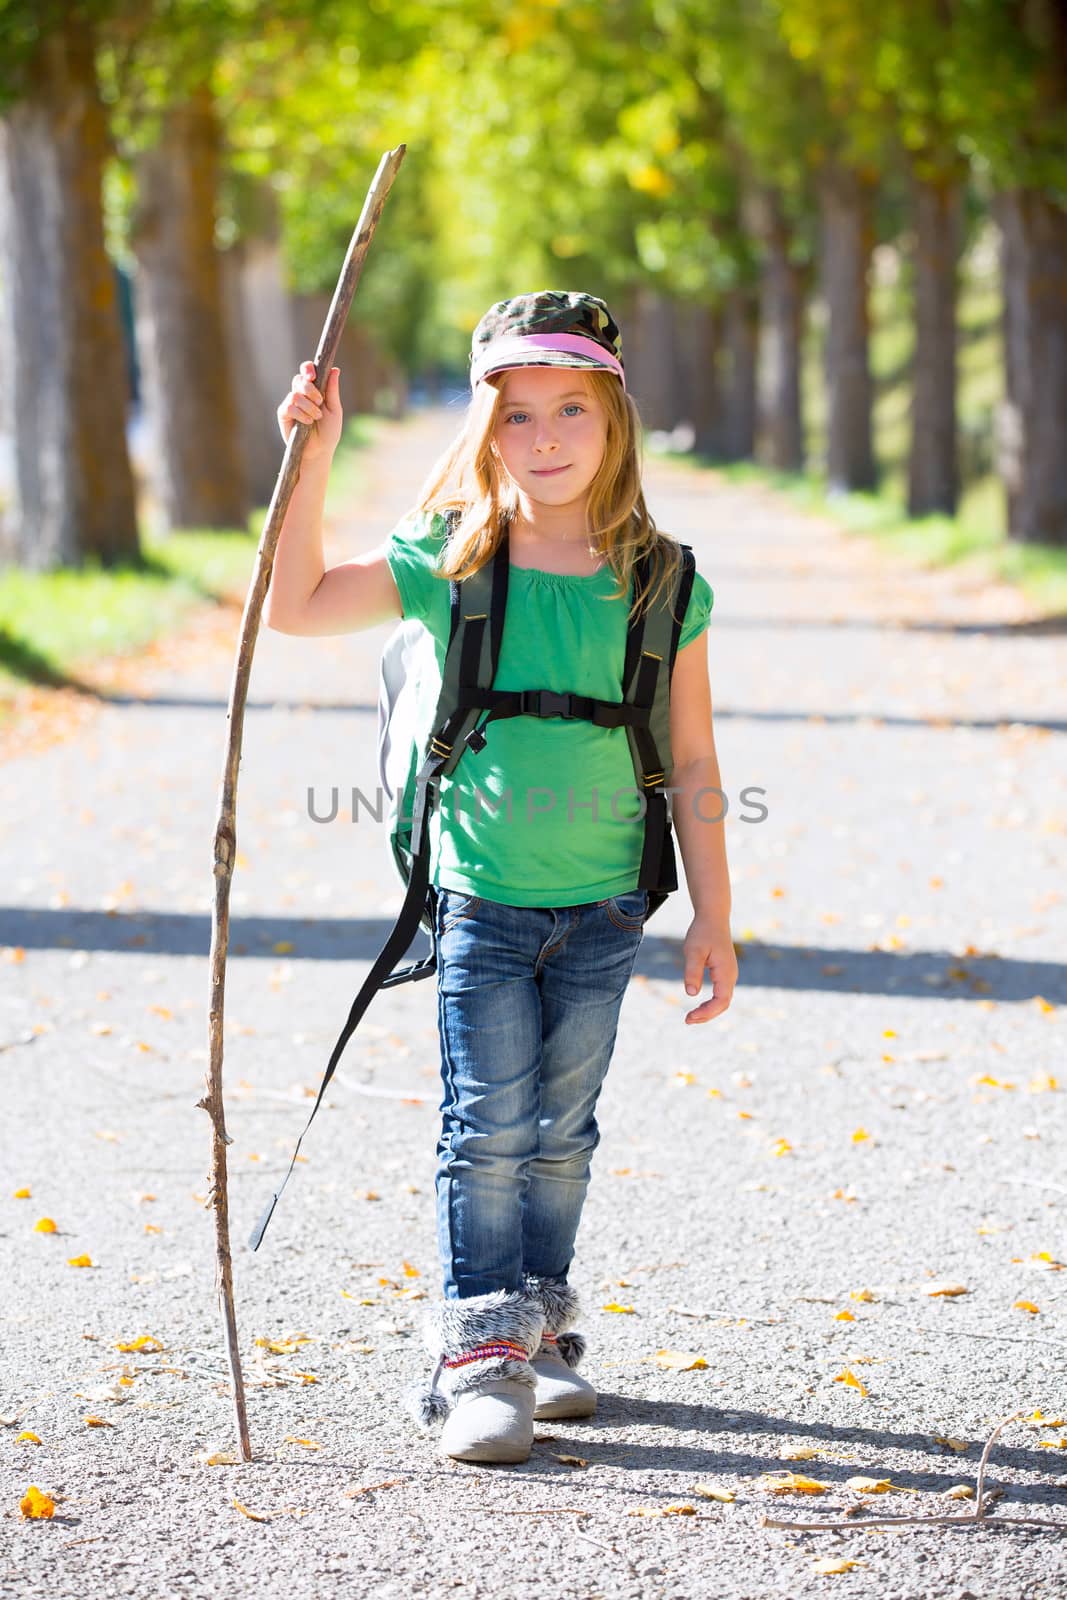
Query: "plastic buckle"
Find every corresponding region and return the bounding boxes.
[465,725,487,752]
[529,690,572,718]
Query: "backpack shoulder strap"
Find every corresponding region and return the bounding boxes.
[622,541,697,904]
[421,510,510,784]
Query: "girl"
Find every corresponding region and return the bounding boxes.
[268,290,737,1465]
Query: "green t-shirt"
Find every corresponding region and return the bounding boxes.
[385,509,713,907]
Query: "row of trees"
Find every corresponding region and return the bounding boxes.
[1,0,1065,570]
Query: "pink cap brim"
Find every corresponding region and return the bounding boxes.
[471,331,626,391]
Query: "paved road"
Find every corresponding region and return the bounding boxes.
[2,407,1066,1599]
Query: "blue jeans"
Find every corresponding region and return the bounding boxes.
[433,885,648,1300]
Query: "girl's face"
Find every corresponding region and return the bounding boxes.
[491,366,608,514]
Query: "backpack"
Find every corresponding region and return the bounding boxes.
[249,508,695,1250]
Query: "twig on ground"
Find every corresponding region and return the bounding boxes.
[973,1411,1020,1516]
[669,1304,784,1323]
[762,1411,1067,1535]
[572,1523,641,1580]
[914,1327,1065,1348]
[999,1178,1067,1197]
[487,1507,593,1516]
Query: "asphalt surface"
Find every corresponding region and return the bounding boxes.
[2,406,1066,1599]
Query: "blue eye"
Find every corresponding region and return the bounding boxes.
[502,403,585,422]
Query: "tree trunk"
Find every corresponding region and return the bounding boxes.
[908,170,961,517]
[628,286,679,432]
[132,81,248,532]
[290,295,398,416]
[219,187,299,507]
[722,285,758,461]
[818,161,877,492]
[993,188,1067,546]
[673,301,723,457]
[757,193,806,471]
[0,11,138,569]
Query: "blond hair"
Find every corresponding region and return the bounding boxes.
[412,368,683,623]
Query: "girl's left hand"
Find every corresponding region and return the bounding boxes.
[682,914,738,1023]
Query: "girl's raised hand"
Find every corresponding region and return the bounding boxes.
[682,914,738,1024]
[277,360,343,462]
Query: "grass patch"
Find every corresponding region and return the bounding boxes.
[0,414,381,708]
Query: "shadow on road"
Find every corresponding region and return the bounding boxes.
[2,906,1062,1002]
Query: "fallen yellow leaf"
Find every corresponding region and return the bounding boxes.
[662,1503,696,1515]
[233,1499,270,1522]
[933,1435,971,1453]
[944,1484,974,1500]
[197,1449,239,1466]
[34,1217,57,1234]
[282,1437,321,1449]
[833,1370,868,1396]
[67,1255,93,1269]
[402,1261,420,1277]
[114,1334,164,1353]
[835,1310,856,1322]
[851,1128,871,1143]
[13,1188,30,1199]
[771,1137,793,1157]
[849,1288,877,1302]
[553,1454,588,1468]
[653,1350,708,1370]
[781,1448,819,1461]
[19,1485,55,1519]
[1038,1439,1067,1450]
[760,1472,829,1495]
[813,1558,861,1575]
[15,1432,41,1445]
[84,1416,114,1428]
[925,1281,968,1298]
[1014,1300,1040,1314]
[1028,1073,1059,1092]
[602,1302,634,1314]
[846,1475,915,1494]
[692,1482,735,1501]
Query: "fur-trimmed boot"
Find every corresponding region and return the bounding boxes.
[403,1286,545,1464]
[524,1274,597,1420]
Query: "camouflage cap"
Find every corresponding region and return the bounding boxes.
[469,290,626,391]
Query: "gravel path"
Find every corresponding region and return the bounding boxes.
[2,406,1065,1599]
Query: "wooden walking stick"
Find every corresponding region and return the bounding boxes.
[198,142,407,1461]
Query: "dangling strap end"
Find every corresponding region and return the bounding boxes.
[248,1186,283,1252]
